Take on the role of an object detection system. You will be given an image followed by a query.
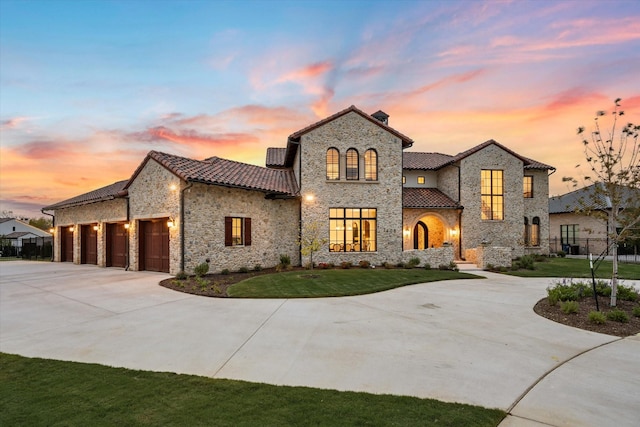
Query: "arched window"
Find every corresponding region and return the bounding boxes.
[524,217,530,246]
[346,148,359,180]
[364,149,378,181]
[531,217,540,247]
[326,148,339,180]
[414,221,428,250]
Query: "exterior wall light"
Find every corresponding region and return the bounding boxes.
[167,217,175,228]
[69,226,75,232]
[49,228,55,233]
[124,223,130,230]
[169,184,178,191]
[93,225,99,231]
[304,194,315,202]
[403,228,410,237]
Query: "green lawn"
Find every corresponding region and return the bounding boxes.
[506,257,640,280]
[0,353,505,426]
[227,268,479,298]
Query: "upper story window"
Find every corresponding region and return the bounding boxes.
[326,148,340,180]
[364,149,377,181]
[402,176,406,184]
[346,148,359,180]
[481,169,504,220]
[523,176,533,198]
[417,176,425,184]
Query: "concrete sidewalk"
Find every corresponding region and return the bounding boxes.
[1,261,638,426]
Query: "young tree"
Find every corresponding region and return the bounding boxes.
[29,217,53,231]
[569,98,640,306]
[299,220,328,270]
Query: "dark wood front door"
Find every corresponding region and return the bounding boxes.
[106,223,127,268]
[61,227,74,262]
[140,219,169,273]
[81,224,98,265]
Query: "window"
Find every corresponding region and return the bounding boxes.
[326,148,339,180]
[402,176,406,184]
[414,221,428,250]
[329,208,376,252]
[561,224,578,246]
[523,176,533,198]
[481,170,504,220]
[346,148,359,180]
[417,176,425,184]
[225,217,251,246]
[524,217,529,246]
[364,149,377,181]
[531,217,540,246]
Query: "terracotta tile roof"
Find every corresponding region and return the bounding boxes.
[288,105,414,148]
[144,151,299,196]
[454,140,555,170]
[265,147,287,168]
[42,180,128,211]
[403,188,460,208]
[403,152,455,170]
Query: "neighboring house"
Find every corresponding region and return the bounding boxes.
[549,183,640,256]
[43,105,554,274]
[0,218,52,255]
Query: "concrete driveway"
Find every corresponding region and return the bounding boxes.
[1,261,638,426]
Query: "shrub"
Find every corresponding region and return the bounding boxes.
[175,270,187,280]
[437,264,449,271]
[424,263,431,270]
[407,257,420,268]
[561,300,579,314]
[279,254,291,266]
[594,281,611,297]
[617,284,639,302]
[557,250,567,258]
[383,262,394,269]
[533,254,548,263]
[588,311,607,325]
[317,262,330,269]
[485,263,494,271]
[633,306,640,317]
[253,264,262,272]
[396,262,405,268]
[448,261,459,271]
[513,255,535,270]
[220,268,230,275]
[340,261,352,269]
[194,262,210,277]
[304,261,316,270]
[358,260,370,269]
[607,309,629,323]
[238,266,249,273]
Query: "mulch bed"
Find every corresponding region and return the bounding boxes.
[534,296,640,337]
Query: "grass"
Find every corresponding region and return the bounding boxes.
[227,268,478,298]
[0,353,505,426]
[505,257,640,280]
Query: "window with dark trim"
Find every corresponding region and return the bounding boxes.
[524,217,530,246]
[481,169,504,220]
[225,217,251,246]
[560,224,578,247]
[531,217,540,246]
[329,208,376,252]
[326,148,340,180]
[346,148,359,180]
[417,176,425,184]
[364,149,377,181]
[523,176,533,198]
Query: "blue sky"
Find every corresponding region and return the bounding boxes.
[1,0,639,217]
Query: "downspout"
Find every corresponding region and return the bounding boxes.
[41,209,55,261]
[125,195,130,271]
[452,163,463,260]
[298,142,303,267]
[180,181,194,273]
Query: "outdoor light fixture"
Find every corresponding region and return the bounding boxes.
[403,228,410,237]
[124,223,130,230]
[304,194,315,202]
[169,183,178,191]
[93,225,99,231]
[69,226,75,232]
[49,228,55,233]
[167,217,175,228]
[450,229,458,236]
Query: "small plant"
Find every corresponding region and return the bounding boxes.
[588,311,607,325]
[253,264,262,271]
[557,250,567,258]
[317,262,330,269]
[383,262,394,269]
[171,279,185,288]
[617,284,639,302]
[359,260,371,269]
[633,306,640,317]
[194,262,210,277]
[606,309,629,323]
[175,270,187,280]
[424,263,431,270]
[512,255,535,270]
[238,266,249,273]
[279,254,291,267]
[396,262,405,268]
[340,261,352,269]
[195,276,209,291]
[212,282,222,294]
[220,268,230,275]
[304,261,316,270]
[407,257,420,268]
[561,300,579,314]
[485,263,494,271]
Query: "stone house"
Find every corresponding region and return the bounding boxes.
[43,105,554,274]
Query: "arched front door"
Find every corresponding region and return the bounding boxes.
[414,221,428,249]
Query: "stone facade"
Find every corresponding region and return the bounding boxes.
[297,111,404,266]
[401,246,454,268]
[474,246,513,269]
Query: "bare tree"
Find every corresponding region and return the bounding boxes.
[299,221,328,270]
[568,98,640,306]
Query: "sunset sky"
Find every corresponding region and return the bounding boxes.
[1,0,639,218]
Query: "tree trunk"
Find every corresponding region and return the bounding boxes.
[611,243,618,307]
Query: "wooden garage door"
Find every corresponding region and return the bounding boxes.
[81,224,98,265]
[106,223,127,268]
[61,227,74,262]
[140,219,169,273]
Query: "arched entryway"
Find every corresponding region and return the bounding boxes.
[414,221,428,250]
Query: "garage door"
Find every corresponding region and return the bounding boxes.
[106,223,127,268]
[81,224,98,265]
[61,226,74,262]
[139,219,169,273]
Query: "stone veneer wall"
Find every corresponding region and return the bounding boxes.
[402,208,460,258]
[458,145,525,258]
[475,246,512,269]
[127,159,182,274]
[402,246,454,268]
[182,183,300,274]
[53,198,128,265]
[297,111,404,266]
[523,169,551,255]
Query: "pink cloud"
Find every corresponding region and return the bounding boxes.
[1,116,30,130]
[277,61,333,83]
